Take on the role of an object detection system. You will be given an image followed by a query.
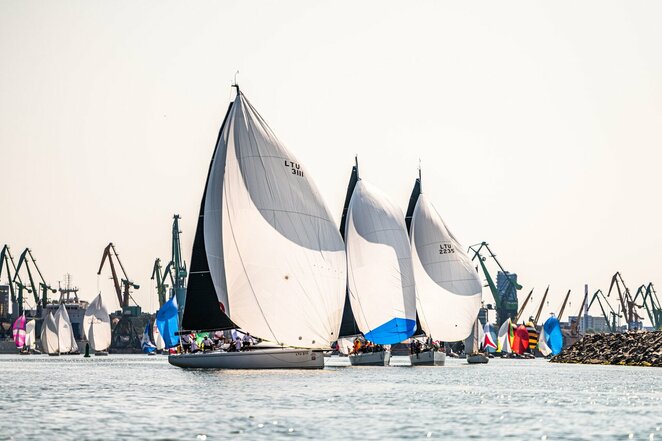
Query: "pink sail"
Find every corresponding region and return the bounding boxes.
[12,314,27,348]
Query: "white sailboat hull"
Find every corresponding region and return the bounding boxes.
[410,350,446,366]
[168,348,324,369]
[348,351,391,366]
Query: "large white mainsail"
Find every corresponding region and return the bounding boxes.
[197,88,346,349]
[345,178,416,344]
[54,304,75,353]
[409,185,482,342]
[41,312,59,355]
[83,294,112,352]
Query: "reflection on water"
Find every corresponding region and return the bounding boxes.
[0,355,660,440]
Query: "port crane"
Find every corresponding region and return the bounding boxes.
[0,245,23,315]
[97,243,140,313]
[533,285,550,325]
[587,289,621,332]
[556,289,572,321]
[469,242,521,328]
[12,248,56,315]
[152,215,187,315]
[606,272,643,330]
[634,283,661,330]
[514,288,534,323]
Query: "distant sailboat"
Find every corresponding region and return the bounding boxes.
[497,318,512,355]
[482,322,497,352]
[511,324,529,355]
[153,320,165,352]
[538,326,552,356]
[542,316,563,355]
[344,161,416,366]
[24,319,36,352]
[41,312,59,355]
[405,171,482,366]
[54,304,77,354]
[83,293,112,354]
[12,314,26,350]
[141,323,157,354]
[467,319,489,364]
[169,86,346,369]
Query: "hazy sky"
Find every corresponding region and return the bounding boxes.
[1,2,660,325]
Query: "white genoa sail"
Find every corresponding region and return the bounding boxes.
[345,179,416,344]
[203,90,346,349]
[153,320,165,351]
[83,294,112,352]
[410,192,482,342]
[54,304,75,353]
[41,313,59,355]
[25,319,36,350]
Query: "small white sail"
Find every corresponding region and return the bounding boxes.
[204,91,346,349]
[497,318,512,353]
[25,319,36,350]
[345,179,416,344]
[54,304,74,353]
[153,320,165,351]
[410,193,482,342]
[40,312,59,355]
[538,326,552,356]
[83,294,112,352]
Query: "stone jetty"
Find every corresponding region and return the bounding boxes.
[551,331,662,367]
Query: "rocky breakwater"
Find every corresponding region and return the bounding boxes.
[551,331,662,367]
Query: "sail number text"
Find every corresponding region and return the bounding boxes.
[284,160,304,177]
[439,243,455,254]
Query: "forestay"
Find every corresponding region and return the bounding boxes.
[410,192,482,342]
[83,293,112,352]
[345,179,416,344]
[201,90,346,349]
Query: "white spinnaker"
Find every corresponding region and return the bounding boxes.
[41,313,59,354]
[538,326,552,356]
[83,294,112,352]
[25,319,36,350]
[206,92,346,349]
[497,318,512,353]
[410,193,482,342]
[54,305,73,353]
[153,321,165,350]
[345,180,416,340]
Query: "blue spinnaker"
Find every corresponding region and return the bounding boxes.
[543,316,563,355]
[156,296,180,349]
[363,317,416,345]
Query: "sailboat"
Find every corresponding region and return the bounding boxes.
[141,323,157,355]
[83,293,112,355]
[542,315,563,355]
[467,319,489,364]
[41,312,60,355]
[153,320,166,353]
[496,318,512,356]
[54,304,78,354]
[482,322,497,352]
[12,314,26,351]
[24,319,37,353]
[405,171,482,366]
[168,86,346,369]
[343,160,417,366]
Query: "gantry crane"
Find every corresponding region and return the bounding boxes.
[150,258,174,308]
[13,248,56,315]
[0,245,23,316]
[634,283,661,330]
[97,243,140,313]
[152,215,187,317]
[469,242,521,328]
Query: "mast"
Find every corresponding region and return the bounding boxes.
[404,169,425,337]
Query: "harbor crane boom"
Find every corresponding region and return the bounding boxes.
[588,289,620,332]
[97,243,140,310]
[0,245,22,314]
[534,285,550,325]
[634,283,661,330]
[13,248,56,313]
[607,272,643,330]
[515,288,534,323]
[151,258,174,308]
[469,242,521,327]
[557,289,572,322]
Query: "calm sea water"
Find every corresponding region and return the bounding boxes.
[0,354,660,440]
